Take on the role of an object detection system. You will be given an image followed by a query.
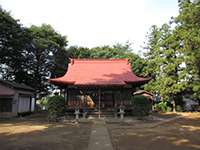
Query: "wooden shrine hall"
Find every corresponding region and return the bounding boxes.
[49,59,149,112]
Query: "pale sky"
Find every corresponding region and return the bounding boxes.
[0,0,179,54]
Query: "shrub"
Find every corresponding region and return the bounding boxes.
[132,95,151,117]
[47,95,66,121]
[38,96,49,110]
[176,105,183,112]
[154,101,171,112]
[175,95,185,108]
[174,95,185,112]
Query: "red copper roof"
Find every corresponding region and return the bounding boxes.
[50,59,148,86]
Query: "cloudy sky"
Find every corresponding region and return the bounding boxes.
[0,0,179,53]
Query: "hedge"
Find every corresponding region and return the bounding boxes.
[132,95,151,117]
[47,95,66,121]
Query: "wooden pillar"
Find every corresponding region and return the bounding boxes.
[122,88,124,106]
[65,87,69,106]
[112,91,115,107]
[120,88,122,105]
[83,89,87,108]
[98,88,101,118]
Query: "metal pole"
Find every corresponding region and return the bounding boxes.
[98,88,101,118]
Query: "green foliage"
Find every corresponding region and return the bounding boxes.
[175,0,200,99]
[47,95,66,120]
[132,95,151,117]
[144,0,200,101]
[67,43,146,76]
[176,105,183,112]
[144,24,188,101]
[0,7,33,82]
[154,101,172,112]
[174,95,185,108]
[28,24,69,96]
[0,7,69,97]
[38,96,49,108]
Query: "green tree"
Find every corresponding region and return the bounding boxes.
[28,24,69,96]
[144,24,188,111]
[47,95,65,121]
[0,7,33,83]
[144,0,200,108]
[0,7,69,96]
[175,0,200,99]
[132,95,151,117]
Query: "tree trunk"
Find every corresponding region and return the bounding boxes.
[172,99,176,112]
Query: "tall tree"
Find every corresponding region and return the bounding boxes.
[175,0,200,99]
[28,24,69,96]
[0,7,33,83]
[144,0,200,106]
[0,7,69,96]
[144,24,188,111]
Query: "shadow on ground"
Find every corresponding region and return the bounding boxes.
[0,113,92,150]
[107,112,200,150]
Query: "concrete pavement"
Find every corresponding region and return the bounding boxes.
[88,119,114,150]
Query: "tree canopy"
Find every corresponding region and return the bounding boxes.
[28,24,69,95]
[0,7,69,96]
[175,0,200,99]
[144,0,200,102]
[0,7,33,82]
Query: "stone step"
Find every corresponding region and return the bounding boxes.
[88,111,115,115]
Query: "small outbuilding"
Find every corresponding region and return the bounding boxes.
[133,90,154,101]
[0,80,35,117]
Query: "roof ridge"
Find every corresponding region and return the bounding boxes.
[73,58,127,61]
[71,59,128,63]
[0,79,34,91]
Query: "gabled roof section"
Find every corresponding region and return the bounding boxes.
[0,79,35,91]
[49,59,149,86]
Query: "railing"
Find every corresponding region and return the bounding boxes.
[66,99,132,109]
